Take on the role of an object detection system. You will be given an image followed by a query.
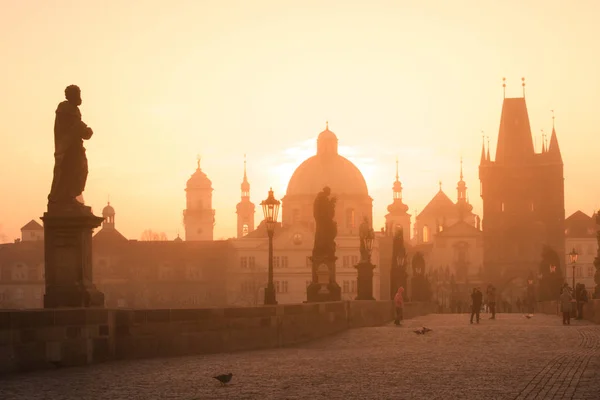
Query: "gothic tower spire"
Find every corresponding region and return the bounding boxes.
[236,154,255,237]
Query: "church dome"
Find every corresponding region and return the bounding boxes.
[285,125,368,197]
[102,202,115,217]
[187,160,212,189]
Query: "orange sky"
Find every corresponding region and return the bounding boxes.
[1,0,599,242]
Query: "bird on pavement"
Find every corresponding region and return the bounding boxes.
[422,327,433,333]
[213,373,233,386]
[525,315,532,319]
[413,329,424,335]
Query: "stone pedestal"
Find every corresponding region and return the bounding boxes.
[355,261,375,300]
[307,255,341,302]
[42,205,105,308]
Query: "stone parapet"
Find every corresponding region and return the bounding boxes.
[0,301,433,375]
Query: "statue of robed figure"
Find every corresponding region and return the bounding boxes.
[42,85,105,308]
[48,85,93,209]
[307,186,341,302]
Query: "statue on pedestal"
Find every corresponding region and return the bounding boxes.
[355,217,375,300]
[307,186,341,302]
[48,85,94,212]
[42,85,104,308]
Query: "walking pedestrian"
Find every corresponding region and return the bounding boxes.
[487,285,497,319]
[560,287,572,325]
[394,286,404,325]
[470,287,483,324]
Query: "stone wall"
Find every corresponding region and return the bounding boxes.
[0,301,433,375]
[537,299,600,324]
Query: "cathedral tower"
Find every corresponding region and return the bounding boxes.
[384,158,410,239]
[183,158,215,241]
[236,155,255,238]
[479,85,565,282]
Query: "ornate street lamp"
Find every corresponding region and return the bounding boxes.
[356,218,375,300]
[569,248,578,291]
[261,188,280,305]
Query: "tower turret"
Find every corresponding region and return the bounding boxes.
[236,154,256,237]
[384,158,411,239]
[102,202,115,230]
[183,157,215,241]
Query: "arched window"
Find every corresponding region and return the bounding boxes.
[242,224,249,236]
[346,209,355,229]
[422,225,430,243]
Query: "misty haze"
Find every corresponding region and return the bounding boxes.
[1,1,600,399]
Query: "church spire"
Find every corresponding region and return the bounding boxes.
[547,111,563,164]
[393,157,403,200]
[480,132,486,165]
[457,157,467,202]
[241,154,250,199]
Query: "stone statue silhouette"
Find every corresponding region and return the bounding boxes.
[358,217,374,262]
[48,85,94,209]
[312,186,337,259]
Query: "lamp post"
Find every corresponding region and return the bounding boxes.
[355,218,375,300]
[261,188,280,305]
[569,248,579,291]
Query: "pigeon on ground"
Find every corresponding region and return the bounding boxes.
[525,315,532,319]
[413,329,424,335]
[422,327,433,333]
[213,373,233,386]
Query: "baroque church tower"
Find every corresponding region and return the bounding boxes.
[479,80,565,282]
[384,158,411,239]
[236,155,255,238]
[183,158,215,241]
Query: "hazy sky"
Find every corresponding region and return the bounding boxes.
[1,0,599,242]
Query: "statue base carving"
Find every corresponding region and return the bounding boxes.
[42,205,105,308]
[355,261,375,300]
[306,255,341,302]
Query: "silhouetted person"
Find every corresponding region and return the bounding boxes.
[486,285,497,319]
[394,286,404,325]
[576,283,588,320]
[560,287,572,325]
[470,288,482,324]
[48,85,93,209]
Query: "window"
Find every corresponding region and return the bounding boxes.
[588,266,594,277]
[158,264,173,280]
[350,280,357,293]
[240,257,248,268]
[293,233,303,245]
[281,256,288,268]
[422,226,430,243]
[343,281,350,293]
[248,256,255,269]
[15,288,24,300]
[306,256,312,267]
[346,209,356,229]
[343,256,349,268]
[242,224,249,236]
[12,264,28,281]
[273,256,280,268]
[186,265,202,280]
[351,255,358,265]
[275,281,289,293]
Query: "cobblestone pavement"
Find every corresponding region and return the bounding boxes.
[1,313,599,400]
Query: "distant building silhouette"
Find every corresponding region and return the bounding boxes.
[236,155,255,238]
[564,211,597,296]
[20,220,44,242]
[479,94,565,283]
[183,158,215,241]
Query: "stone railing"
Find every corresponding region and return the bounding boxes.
[537,299,600,324]
[0,301,433,374]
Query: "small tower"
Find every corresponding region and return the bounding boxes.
[102,202,116,230]
[236,155,255,238]
[456,158,473,221]
[384,158,411,239]
[183,157,215,241]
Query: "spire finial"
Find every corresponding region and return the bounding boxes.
[460,156,464,180]
[541,129,546,153]
[395,157,399,181]
[196,154,201,170]
[243,153,247,178]
[438,180,442,191]
[521,77,526,97]
[551,109,555,130]
[326,120,329,130]
[502,77,506,98]
[107,194,110,205]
